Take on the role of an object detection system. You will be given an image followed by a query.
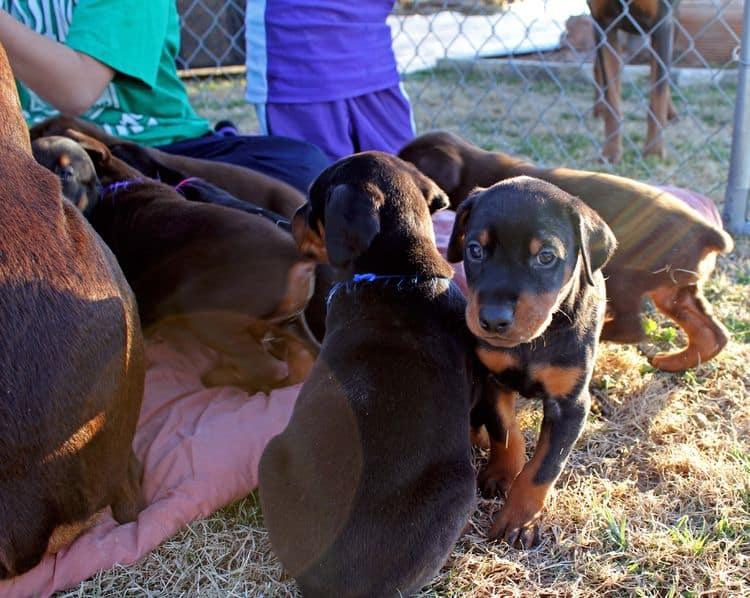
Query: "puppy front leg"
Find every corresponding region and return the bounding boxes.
[489,386,589,549]
[477,380,526,499]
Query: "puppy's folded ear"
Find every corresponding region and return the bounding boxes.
[404,146,463,200]
[64,129,112,170]
[571,199,617,285]
[400,158,451,213]
[292,203,328,262]
[446,190,480,263]
[325,183,383,269]
[426,185,450,214]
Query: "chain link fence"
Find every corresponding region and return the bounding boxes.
[176,0,749,235]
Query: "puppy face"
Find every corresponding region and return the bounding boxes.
[31,136,102,213]
[292,151,450,270]
[447,176,616,348]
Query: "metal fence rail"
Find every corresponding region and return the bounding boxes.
[176,0,749,235]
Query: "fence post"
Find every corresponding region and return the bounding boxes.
[724,0,750,236]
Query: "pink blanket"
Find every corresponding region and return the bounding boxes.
[0,191,716,596]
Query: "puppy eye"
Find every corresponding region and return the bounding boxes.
[466,241,485,261]
[536,249,557,266]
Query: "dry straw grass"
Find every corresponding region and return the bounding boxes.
[58,66,749,596]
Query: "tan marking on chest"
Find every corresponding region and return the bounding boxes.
[530,365,583,397]
[477,346,520,373]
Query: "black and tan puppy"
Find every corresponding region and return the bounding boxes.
[0,43,144,578]
[400,131,733,372]
[60,132,318,394]
[448,176,617,548]
[259,152,479,597]
[31,135,102,214]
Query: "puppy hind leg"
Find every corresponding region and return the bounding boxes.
[649,284,729,371]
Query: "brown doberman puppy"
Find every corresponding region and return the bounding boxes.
[42,131,319,394]
[589,0,680,162]
[399,131,733,372]
[29,115,305,219]
[448,176,617,548]
[31,135,102,214]
[259,152,480,597]
[0,43,144,578]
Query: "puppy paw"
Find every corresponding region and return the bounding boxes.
[489,506,541,550]
[478,466,516,498]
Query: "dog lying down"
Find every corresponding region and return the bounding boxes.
[32,133,318,395]
[399,130,734,372]
[259,152,481,597]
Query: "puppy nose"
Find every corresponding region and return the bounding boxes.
[479,304,514,333]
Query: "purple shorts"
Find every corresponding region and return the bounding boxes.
[256,84,416,163]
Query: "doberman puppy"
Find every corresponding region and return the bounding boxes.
[589,0,680,162]
[31,135,102,214]
[43,131,319,394]
[29,115,306,219]
[259,152,479,597]
[0,43,144,578]
[448,176,617,548]
[399,131,734,372]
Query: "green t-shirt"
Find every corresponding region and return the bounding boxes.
[5,0,211,146]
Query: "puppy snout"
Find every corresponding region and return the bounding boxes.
[56,164,76,181]
[479,304,514,333]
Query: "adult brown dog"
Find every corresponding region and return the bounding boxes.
[589,0,680,163]
[450,176,617,548]
[0,44,144,578]
[399,131,733,372]
[259,152,479,597]
[29,115,305,219]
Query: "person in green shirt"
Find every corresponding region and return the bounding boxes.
[0,0,328,193]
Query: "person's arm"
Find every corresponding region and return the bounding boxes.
[0,8,114,115]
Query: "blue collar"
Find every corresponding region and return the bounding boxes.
[327,273,453,306]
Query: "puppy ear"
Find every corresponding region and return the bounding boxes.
[400,158,451,213]
[292,203,328,262]
[411,146,463,199]
[63,129,112,168]
[446,189,480,263]
[425,184,450,214]
[571,199,617,286]
[325,183,382,269]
